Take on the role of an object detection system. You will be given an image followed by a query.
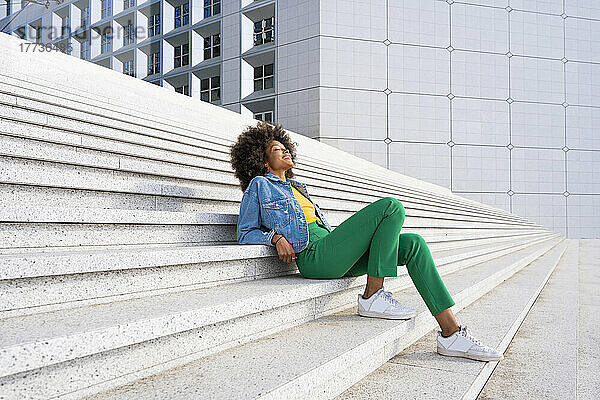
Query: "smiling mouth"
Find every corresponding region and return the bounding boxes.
[283,156,291,160]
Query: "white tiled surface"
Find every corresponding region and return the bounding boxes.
[510,56,564,103]
[451,98,509,146]
[388,45,450,95]
[566,106,600,150]
[388,93,450,143]
[510,10,564,59]
[308,2,599,237]
[511,102,565,148]
[513,194,567,237]
[510,0,563,14]
[389,141,451,188]
[451,3,509,54]
[451,50,509,99]
[388,0,449,47]
[512,148,565,193]
[452,145,510,192]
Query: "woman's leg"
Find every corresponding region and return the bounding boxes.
[296,197,405,279]
[346,232,456,317]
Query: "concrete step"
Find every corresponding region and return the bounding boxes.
[335,238,573,399]
[1,43,450,200]
[0,126,535,229]
[0,81,535,226]
[0,201,545,250]
[60,240,567,400]
[0,235,562,400]
[474,239,598,400]
[0,232,557,318]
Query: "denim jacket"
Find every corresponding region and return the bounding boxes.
[236,172,333,254]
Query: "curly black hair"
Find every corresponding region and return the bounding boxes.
[230,120,299,192]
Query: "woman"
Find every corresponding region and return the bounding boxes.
[231,121,502,362]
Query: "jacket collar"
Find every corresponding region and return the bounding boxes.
[265,172,306,190]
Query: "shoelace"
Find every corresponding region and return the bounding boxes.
[380,290,409,310]
[459,325,489,349]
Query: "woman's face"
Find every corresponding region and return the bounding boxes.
[266,140,294,172]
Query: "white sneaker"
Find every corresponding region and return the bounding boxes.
[357,286,417,320]
[437,325,504,362]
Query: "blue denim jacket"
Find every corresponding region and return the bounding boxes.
[236,172,333,254]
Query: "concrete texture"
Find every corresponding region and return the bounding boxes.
[477,239,599,399]
[336,240,571,399]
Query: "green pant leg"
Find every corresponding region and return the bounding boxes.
[296,197,405,279]
[398,233,455,316]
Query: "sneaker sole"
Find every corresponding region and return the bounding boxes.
[357,309,416,320]
[436,347,504,362]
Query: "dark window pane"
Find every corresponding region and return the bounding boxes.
[175,47,180,56]
[201,92,209,102]
[213,46,220,57]
[204,49,211,59]
[254,66,262,79]
[211,88,220,101]
[254,79,262,92]
[214,3,220,14]
[211,75,219,86]
[264,76,274,89]
[204,37,210,47]
[182,55,188,65]
[264,63,273,76]
[201,78,209,90]
[213,34,220,44]
[183,42,188,52]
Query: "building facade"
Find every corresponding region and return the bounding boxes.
[1,0,599,238]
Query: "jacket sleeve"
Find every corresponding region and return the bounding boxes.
[236,184,276,247]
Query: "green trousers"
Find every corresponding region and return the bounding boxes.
[295,197,455,316]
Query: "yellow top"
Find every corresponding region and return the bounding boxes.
[291,186,323,225]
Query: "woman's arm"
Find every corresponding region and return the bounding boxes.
[236,185,277,247]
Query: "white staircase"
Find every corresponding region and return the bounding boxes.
[0,33,566,399]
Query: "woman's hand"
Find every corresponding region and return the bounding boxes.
[273,234,297,263]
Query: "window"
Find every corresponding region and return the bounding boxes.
[148,13,160,37]
[80,39,89,59]
[254,17,274,46]
[148,51,160,75]
[203,0,220,18]
[61,15,70,37]
[254,111,273,122]
[200,76,220,102]
[123,0,135,9]
[175,85,189,95]
[174,3,189,28]
[123,23,135,46]
[7,0,12,16]
[124,60,135,77]
[101,0,112,19]
[35,26,42,44]
[81,7,90,28]
[174,43,189,68]
[253,63,273,92]
[101,28,112,53]
[203,33,220,60]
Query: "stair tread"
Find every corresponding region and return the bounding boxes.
[81,238,566,400]
[336,240,572,399]
[0,235,557,365]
